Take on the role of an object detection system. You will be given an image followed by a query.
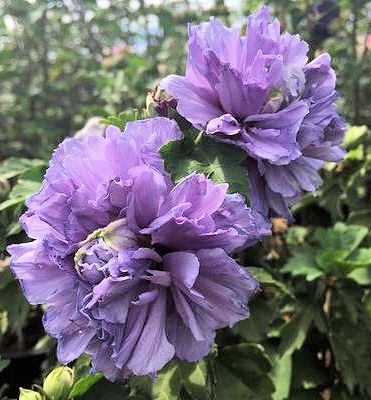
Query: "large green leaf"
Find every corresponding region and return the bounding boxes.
[132,360,210,400]
[68,374,102,399]
[330,316,371,396]
[160,135,248,197]
[69,375,128,400]
[313,223,368,261]
[232,297,277,342]
[214,343,274,399]
[278,305,313,358]
[269,352,292,400]
[335,248,371,270]
[0,158,46,180]
[0,165,45,212]
[281,247,323,281]
[152,362,182,400]
[0,268,29,335]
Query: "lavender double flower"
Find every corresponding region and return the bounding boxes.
[8,118,270,380]
[162,6,346,219]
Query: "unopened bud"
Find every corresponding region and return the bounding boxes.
[43,366,74,400]
[19,389,44,400]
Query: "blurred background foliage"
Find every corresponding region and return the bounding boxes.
[0,0,370,399]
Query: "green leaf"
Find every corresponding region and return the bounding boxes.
[0,158,46,180]
[0,271,30,335]
[347,210,371,229]
[248,267,295,298]
[278,305,313,358]
[68,374,102,399]
[150,360,210,400]
[69,375,128,400]
[101,109,148,130]
[160,135,248,197]
[232,297,276,342]
[286,227,309,247]
[343,125,368,149]
[281,247,323,281]
[313,223,368,261]
[269,352,292,400]
[329,315,371,396]
[0,358,10,373]
[348,267,371,285]
[336,248,371,271]
[152,362,182,400]
[178,360,210,400]
[0,165,45,212]
[215,343,274,399]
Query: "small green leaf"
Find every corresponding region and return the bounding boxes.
[152,362,182,400]
[101,109,148,130]
[248,267,295,298]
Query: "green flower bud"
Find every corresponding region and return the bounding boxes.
[19,388,44,400]
[43,366,74,400]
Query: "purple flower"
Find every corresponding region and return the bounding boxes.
[161,6,346,220]
[8,117,270,380]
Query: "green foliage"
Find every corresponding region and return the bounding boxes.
[214,344,274,399]
[101,109,150,131]
[160,134,249,198]
[307,125,371,226]
[282,223,371,281]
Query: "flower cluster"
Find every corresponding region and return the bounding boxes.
[162,6,345,219]
[8,5,345,382]
[8,118,270,380]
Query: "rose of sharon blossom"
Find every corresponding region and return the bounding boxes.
[8,118,270,380]
[161,6,346,220]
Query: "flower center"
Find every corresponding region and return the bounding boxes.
[74,218,143,283]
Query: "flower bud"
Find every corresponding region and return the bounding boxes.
[19,389,44,400]
[43,366,74,400]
